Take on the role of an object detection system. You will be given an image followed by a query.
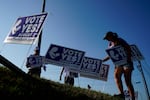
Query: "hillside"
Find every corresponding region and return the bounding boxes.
[0,55,122,99]
[0,66,123,100]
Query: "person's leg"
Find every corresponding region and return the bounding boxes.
[124,68,135,100]
[33,68,41,78]
[114,67,124,97]
[64,76,69,84]
[27,69,32,75]
[69,78,74,86]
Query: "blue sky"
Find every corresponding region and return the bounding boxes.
[0,0,150,99]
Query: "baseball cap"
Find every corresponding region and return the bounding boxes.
[34,46,39,51]
[103,31,118,40]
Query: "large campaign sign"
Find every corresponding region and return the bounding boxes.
[45,44,85,71]
[4,13,48,44]
[80,56,109,81]
[106,44,144,66]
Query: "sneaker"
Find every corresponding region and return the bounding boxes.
[114,93,125,99]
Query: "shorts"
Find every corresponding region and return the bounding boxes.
[64,76,74,86]
[115,62,134,70]
[28,68,41,77]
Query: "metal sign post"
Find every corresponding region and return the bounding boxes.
[137,61,150,100]
[38,0,46,55]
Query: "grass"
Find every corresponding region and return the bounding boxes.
[0,66,122,100]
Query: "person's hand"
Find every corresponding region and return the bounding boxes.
[102,56,110,62]
[102,59,105,62]
[26,62,30,68]
[59,76,62,81]
[43,65,46,71]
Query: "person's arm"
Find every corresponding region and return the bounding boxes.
[59,67,64,81]
[119,39,132,62]
[124,44,132,62]
[42,64,46,71]
[26,57,31,68]
[102,56,110,62]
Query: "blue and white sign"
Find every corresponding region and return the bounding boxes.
[130,44,144,61]
[4,13,48,44]
[106,45,127,66]
[45,44,85,71]
[80,56,105,80]
[99,64,109,81]
[26,55,43,69]
[106,44,144,66]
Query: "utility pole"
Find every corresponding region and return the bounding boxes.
[37,0,46,55]
[137,61,150,100]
